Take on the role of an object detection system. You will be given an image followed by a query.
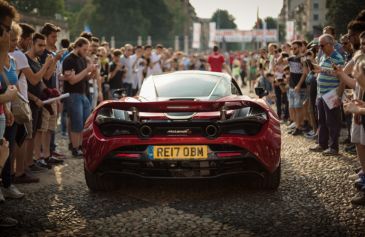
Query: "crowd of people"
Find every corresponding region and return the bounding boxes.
[236,13,365,206]
[1,0,365,228]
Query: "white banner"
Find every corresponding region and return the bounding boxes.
[214,29,278,42]
[209,22,216,48]
[192,22,201,49]
[286,20,295,42]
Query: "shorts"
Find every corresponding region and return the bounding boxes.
[67,93,91,133]
[39,102,57,132]
[351,122,365,145]
[288,88,307,109]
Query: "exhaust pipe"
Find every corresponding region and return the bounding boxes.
[205,125,218,138]
[139,125,153,138]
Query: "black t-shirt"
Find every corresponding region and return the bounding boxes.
[62,53,88,94]
[108,63,124,89]
[40,49,57,89]
[288,56,306,89]
[26,55,43,98]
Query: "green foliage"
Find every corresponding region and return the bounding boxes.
[326,0,365,36]
[10,0,64,17]
[252,17,277,29]
[211,9,237,29]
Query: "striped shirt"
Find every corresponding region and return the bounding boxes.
[317,50,344,95]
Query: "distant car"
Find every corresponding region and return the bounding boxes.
[83,71,281,191]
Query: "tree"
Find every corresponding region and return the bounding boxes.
[10,0,64,17]
[252,17,277,30]
[211,9,237,29]
[326,0,365,36]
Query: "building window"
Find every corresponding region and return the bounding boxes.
[313,14,319,21]
[313,3,319,9]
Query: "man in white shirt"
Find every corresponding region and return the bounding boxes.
[147,44,163,77]
[120,44,134,96]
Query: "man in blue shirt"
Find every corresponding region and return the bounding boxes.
[310,34,345,156]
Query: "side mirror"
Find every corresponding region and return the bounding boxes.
[112,88,127,99]
[255,87,267,98]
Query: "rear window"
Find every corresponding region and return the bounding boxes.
[153,74,220,97]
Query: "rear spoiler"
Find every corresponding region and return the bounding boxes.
[95,100,267,121]
[96,100,266,112]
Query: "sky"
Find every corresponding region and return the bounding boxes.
[189,0,283,30]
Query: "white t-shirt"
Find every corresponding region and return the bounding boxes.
[147,53,162,77]
[9,49,29,99]
[120,55,134,84]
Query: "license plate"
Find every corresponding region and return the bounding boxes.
[148,145,208,160]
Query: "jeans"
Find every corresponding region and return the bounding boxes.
[317,97,341,151]
[1,123,17,188]
[61,100,68,135]
[67,93,91,133]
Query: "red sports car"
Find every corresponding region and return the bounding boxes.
[82,71,281,191]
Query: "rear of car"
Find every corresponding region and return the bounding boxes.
[82,71,281,191]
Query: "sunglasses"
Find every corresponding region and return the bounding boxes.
[320,43,328,48]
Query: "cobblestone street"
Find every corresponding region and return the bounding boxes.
[1,125,365,237]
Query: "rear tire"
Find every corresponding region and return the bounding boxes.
[84,165,118,192]
[255,163,281,190]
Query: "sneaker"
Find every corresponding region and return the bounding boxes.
[322,148,339,156]
[354,175,365,190]
[304,130,317,140]
[0,217,18,227]
[2,185,24,199]
[287,128,295,134]
[351,192,365,205]
[309,145,325,152]
[345,144,357,155]
[45,156,64,165]
[28,163,47,173]
[0,189,5,203]
[51,151,65,159]
[72,148,83,157]
[291,128,303,136]
[35,159,52,169]
[13,173,39,184]
[288,122,296,129]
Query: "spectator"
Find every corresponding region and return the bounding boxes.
[108,49,125,98]
[131,45,145,91]
[309,34,344,156]
[8,22,41,183]
[282,40,308,136]
[303,49,318,140]
[248,52,258,93]
[340,34,354,62]
[347,20,365,51]
[208,46,230,73]
[25,33,54,168]
[120,44,134,96]
[36,23,64,164]
[274,51,288,121]
[336,52,365,205]
[0,0,22,228]
[255,72,274,105]
[62,37,95,157]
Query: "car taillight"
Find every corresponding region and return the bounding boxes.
[216,152,242,158]
[115,153,141,159]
